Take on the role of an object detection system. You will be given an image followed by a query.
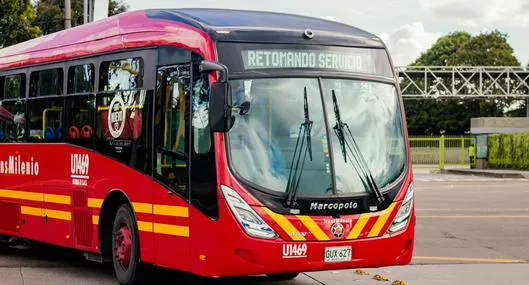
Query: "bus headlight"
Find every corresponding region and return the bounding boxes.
[221,185,279,240]
[388,184,414,233]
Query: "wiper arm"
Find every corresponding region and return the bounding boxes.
[331,90,385,204]
[284,87,313,209]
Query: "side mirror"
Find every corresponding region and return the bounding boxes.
[209,82,234,132]
[200,60,233,133]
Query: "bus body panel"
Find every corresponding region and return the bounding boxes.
[0,143,197,269]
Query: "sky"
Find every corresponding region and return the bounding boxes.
[123,0,529,67]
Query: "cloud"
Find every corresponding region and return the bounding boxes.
[420,0,528,27]
[379,22,440,66]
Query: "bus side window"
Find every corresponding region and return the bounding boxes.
[65,95,95,147]
[30,68,63,97]
[66,64,96,147]
[26,98,64,142]
[27,69,64,143]
[154,64,191,199]
[0,74,26,142]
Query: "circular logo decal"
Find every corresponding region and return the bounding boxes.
[108,95,126,138]
[331,222,345,239]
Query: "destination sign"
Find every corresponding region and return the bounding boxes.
[241,49,382,74]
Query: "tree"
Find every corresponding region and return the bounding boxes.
[403,30,522,135]
[109,0,129,16]
[0,0,42,47]
[35,0,129,35]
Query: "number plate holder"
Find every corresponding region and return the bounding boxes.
[324,246,352,263]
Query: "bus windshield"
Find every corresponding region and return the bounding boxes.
[227,77,406,197]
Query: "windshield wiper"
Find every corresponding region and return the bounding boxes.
[284,87,313,210]
[331,90,385,205]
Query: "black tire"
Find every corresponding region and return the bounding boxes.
[112,204,142,285]
[266,273,300,281]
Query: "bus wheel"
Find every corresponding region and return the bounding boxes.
[266,273,300,281]
[112,204,141,285]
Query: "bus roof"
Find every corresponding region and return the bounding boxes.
[146,9,384,47]
[0,9,385,71]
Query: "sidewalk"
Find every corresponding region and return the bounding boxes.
[440,168,529,179]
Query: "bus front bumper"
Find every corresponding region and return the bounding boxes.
[191,202,415,278]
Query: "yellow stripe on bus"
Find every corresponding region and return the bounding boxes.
[21,206,71,221]
[92,215,99,225]
[137,221,154,232]
[45,209,72,221]
[347,213,371,239]
[133,202,153,214]
[297,216,329,241]
[44,194,71,205]
[0,189,43,202]
[263,208,306,241]
[0,189,70,205]
[368,203,397,238]
[88,198,103,209]
[136,221,190,237]
[154,223,190,237]
[21,206,43,217]
[153,205,189,218]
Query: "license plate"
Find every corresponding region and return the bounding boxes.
[324,246,352,263]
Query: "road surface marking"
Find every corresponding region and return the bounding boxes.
[414,256,526,263]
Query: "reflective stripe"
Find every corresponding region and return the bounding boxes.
[0,189,43,202]
[92,215,99,225]
[21,206,43,217]
[44,194,71,205]
[21,206,71,221]
[368,203,397,237]
[45,209,72,221]
[263,208,306,241]
[153,205,189,218]
[88,198,103,208]
[153,223,190,237]
[132,202,153,214]
[347,213,370,239]
[137,221,154,232]
[136,221,190,237]
[297,215,329,241]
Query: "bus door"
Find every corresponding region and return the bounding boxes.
[152,64,192,271]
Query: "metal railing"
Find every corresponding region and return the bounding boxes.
[396,66,529,98]
[410,135,474,169]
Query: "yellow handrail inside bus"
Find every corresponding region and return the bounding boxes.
[40,108,89,138]
[42,107,63,137]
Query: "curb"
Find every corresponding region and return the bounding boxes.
[441,169,526,179]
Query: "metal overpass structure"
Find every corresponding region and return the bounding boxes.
[396,66,529,99]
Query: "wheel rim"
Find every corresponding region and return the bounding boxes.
[114,223,132,270]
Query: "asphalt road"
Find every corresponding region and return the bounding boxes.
[1,172,528,285]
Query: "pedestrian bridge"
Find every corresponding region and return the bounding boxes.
[396,66,529,98]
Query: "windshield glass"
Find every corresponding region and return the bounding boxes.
[321,79,406,194]
[227,78,406,197]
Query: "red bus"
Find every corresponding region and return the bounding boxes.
[0,8,415,285]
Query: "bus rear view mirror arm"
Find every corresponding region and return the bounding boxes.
[199,60,228,82]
